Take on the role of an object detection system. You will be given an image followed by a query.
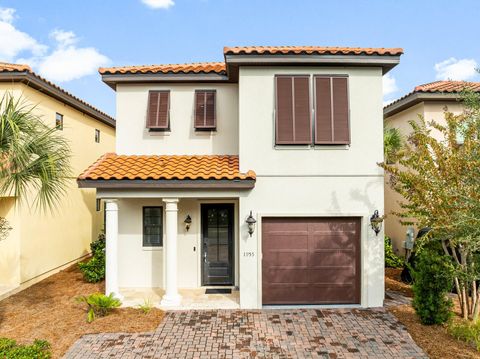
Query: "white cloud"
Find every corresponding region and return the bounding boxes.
[434,57,479,81]
[35,29,109,82]
[382,73,398,97]
[0,7,109,82]
[141,0,175,9]
[0,7,47,62]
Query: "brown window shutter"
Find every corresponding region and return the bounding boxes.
[147,91,170,130]
[195,90,216,129]
[314,76,349,144]
[275,76,311,144]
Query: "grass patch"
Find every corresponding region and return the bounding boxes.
[448,319,480,351]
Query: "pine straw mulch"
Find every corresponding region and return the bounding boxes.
[0,263,165,358]
[386,268,480,359]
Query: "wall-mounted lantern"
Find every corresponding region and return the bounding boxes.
[245,211,256,237]
[184,215,192,231]
[370,210,385,236]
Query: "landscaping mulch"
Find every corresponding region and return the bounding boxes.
[0,263,164,358]
[385,268,480,359]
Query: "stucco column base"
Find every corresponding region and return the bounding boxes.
[160,293,182,307]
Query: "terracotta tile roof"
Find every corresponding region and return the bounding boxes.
[223,46,404,56]
[0,62,115,126]
[78,153,256,181]
[413,80,480,93]
[99,62,226,75]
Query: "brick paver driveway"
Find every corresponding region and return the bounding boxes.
[65,308,426,358]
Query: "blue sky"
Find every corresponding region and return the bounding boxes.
[0,0,479,116]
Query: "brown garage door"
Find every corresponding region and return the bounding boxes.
[262,217,361,305]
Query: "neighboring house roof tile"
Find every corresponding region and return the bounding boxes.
[384,80,480,118]
[0,62,115,127]
[78,153,256,181]
[223,46,404,56]
[99,62,226,75]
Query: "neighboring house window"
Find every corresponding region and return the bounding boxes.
[146,91,170,131]
[275,75,312,145]
[143,207,163,247]
[95,129,100,143]
[96,198,101,212]
[56,113,63,130]
[314,76,350,145]
[194,90,216,130]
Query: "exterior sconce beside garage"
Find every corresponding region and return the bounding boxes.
[370,210,385,236]
[246,211,256,237]
[184,215,192,231]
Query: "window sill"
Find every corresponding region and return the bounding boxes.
[274,144,350,150]
[147,130,171,137]
[142,247,163,251]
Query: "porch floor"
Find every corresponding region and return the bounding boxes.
[120,288,240,310]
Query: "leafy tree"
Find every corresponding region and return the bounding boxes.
[380,88,480,321]
[0,92,71,211]
[384,125,403,164]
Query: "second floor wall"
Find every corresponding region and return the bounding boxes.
[116,83,239,155]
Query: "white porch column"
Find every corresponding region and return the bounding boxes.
[105,199,122,300]
[161,198,182,306]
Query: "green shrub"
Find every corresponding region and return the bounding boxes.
[412,250,454,325]
[79,234,105,283]
[385,236,404,268]
[76,292,121,323]
[0,338,51,358]
[448,319,480,351]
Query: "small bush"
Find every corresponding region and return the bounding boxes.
[385,236,404,268]
[79,234,105,283]
[76,292,121,323]
[0,338,51,358]
[448,319,480,351]
[412,250,454,325]
[137,299,153,314]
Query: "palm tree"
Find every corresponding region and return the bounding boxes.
[383,125,403,164]
[0,92,71,211]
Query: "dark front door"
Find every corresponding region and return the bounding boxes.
[201,204,234,286]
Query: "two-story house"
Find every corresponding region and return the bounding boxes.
[78,46,402,309]
[0,63,115,299]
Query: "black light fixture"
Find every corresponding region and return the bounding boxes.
[246,211,256,237]
[184,215,192,231]
[370,210,385,236]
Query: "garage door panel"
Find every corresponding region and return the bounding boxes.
[263,250,308,267]
[262,217,360,305]
[308,249,356,267]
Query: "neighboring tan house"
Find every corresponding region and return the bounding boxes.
[383,81,480,254]
[78,46,402,309]
[0,63,115,298]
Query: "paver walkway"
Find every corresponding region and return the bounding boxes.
[65,308,426,358]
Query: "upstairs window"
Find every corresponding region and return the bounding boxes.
[143,206,163,247]
[146,91,170,131]
[275,75,312,145]
[314,76,350,145]
[194,90,216,130]
[56,113,63,130]
[95,129,100,143]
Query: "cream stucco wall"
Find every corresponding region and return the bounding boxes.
[384,100,464,253]
[115,83,238,155]
[237,66,385,308]
[0,82,115,289]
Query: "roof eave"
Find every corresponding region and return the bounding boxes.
[77,178,256,189]
[0,72,115,127]
[224,54,401,75]
[101,72,230,89]
[384,92,461,118]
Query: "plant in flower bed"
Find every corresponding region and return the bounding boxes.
[448,319,480,351]
[385,236,404,268]
[76,293,122,323]
[0,337,51,358]
[78,234,105,283]
[380,87,480,321]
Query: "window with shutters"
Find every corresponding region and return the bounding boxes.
[146,91,170,131]
[194,90,216,130]
[143,206,163,247]
[314,76,350,145]
[275,76,311,145]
